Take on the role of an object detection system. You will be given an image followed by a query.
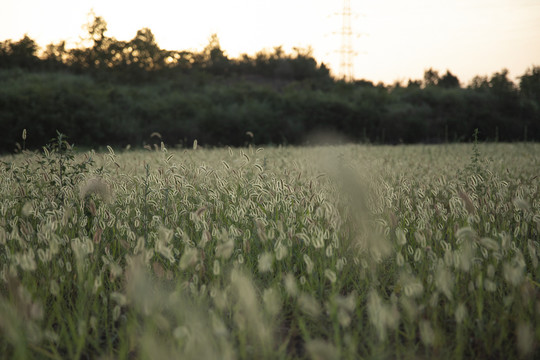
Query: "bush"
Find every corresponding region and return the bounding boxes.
[1,67,539,153]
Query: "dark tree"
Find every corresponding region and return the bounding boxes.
[43,41,67,63]
[125,28,164,70]
[519,66,540,102]
[82,13,110,69]
[468,75,489,90]
[489,69,515,94]
[0,35,39,68]
[407,79,422,88]
[423,68,440,87]
[201,34,229,74]
[438,70,460,88]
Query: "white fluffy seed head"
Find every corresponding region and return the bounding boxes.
[258,252,273,273]
[454,303,467,324]
[284,274,298,297]
[298,293,321,318]
[21,202,33,217]
[179,247,199,270]
[419,320,435,346]
[324,269,337,284]
[513,198,531,212]
[503,262,524,286]
[305,339,339,360]
[479,237,500,252]
[516,322,535,356]
[79,177,112,202]
[456,227,476,242]
[435,263,454,300]
[262,288,281,316]
[303,254,314,274]
[396,228,407,246]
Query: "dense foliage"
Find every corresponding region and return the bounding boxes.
[0,141,539,359]
[0,15,539,152]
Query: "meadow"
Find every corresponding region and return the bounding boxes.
[0,139,539,359]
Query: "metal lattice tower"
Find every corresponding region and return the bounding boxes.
[339,0,354,82]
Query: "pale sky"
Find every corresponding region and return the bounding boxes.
[1,0,539,84]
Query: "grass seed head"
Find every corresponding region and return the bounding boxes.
[179,247,199,270]
[298,293,321,318]
[513,198,531,212]
[79,177,112,202]
[419,320,435,346]
[435,262,454,300]
[258,252,273,273]
[284,274,298,297]
[262,287,281,316]
[324,269,337,284]
[516,322,535,357]
[305,339,339,360]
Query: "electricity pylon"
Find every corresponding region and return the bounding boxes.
[339,0,354,82]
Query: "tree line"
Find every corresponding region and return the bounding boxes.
[0,14,539,152]
[0,14,330,83]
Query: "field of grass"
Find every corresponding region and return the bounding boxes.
[0,140,539,359]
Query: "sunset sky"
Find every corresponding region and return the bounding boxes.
[1,0,539,84]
